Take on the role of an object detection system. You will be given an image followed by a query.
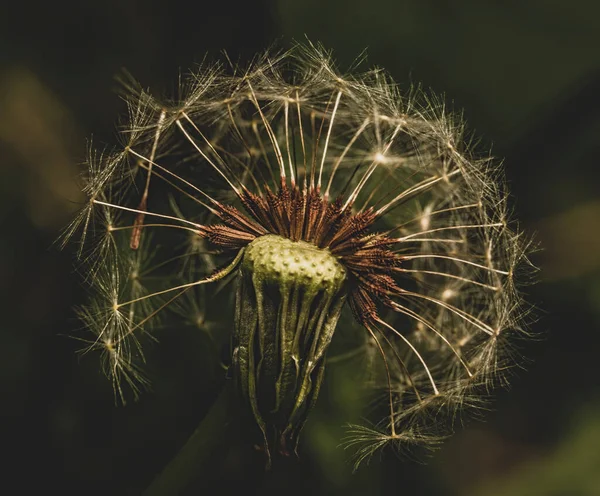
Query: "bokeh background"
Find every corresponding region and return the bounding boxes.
[2,1,600,494]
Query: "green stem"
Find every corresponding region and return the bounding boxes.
[144,382,238,496]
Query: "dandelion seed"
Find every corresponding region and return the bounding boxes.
[64,41,534,466]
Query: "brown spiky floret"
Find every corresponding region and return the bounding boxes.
[202,182,398,325]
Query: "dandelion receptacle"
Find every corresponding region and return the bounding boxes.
[64,42,533,469]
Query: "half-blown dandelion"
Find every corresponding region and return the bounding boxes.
[64,43,532,467]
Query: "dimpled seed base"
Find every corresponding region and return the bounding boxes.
[242,234,346,291]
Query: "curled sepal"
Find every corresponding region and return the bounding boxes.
[232,235,347,462]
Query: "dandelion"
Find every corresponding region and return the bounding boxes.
[65,42,533,468]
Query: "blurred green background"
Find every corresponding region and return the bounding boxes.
[2,1,600,494]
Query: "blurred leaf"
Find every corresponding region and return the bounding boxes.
[0,68,83,229]
[470,405,600,496]
[537,201,600,280]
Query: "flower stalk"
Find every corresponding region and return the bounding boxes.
[143,383,238,496]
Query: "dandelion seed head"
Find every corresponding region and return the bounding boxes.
[63,41,534,465]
